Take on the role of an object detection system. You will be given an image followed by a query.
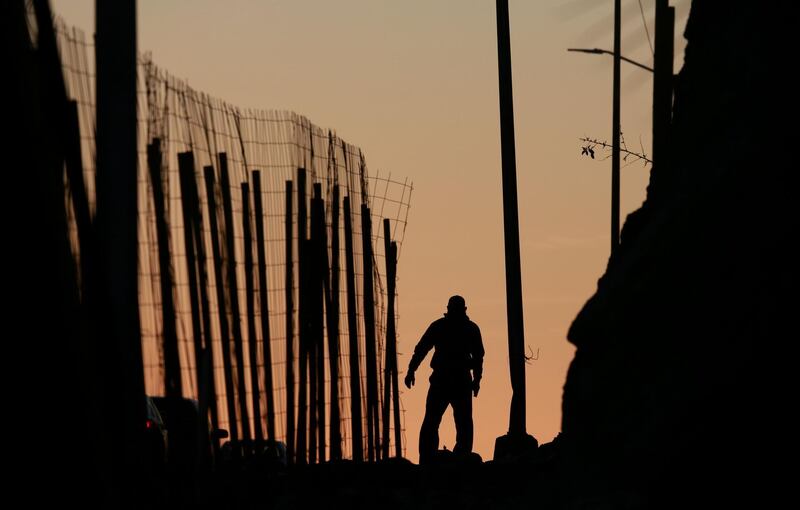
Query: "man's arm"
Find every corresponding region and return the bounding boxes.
[405,322,437,388]
[470,324,485,396]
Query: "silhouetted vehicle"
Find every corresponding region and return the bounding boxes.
[144,395,168,469]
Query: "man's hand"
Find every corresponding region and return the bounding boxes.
[404,371,415,389]
[472,379,480,397]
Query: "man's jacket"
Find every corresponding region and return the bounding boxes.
[409,314,484,386]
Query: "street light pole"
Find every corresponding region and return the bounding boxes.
[495,0,527,438]
[493,0,538,461]
[611,0,621,254]
[653,0,675,171]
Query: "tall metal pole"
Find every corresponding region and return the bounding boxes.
[611,0,621,253]
[652,0,674,171]
[495,0,527,438]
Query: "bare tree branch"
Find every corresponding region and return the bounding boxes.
[579,136,652,166]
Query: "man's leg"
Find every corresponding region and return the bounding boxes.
[452,385,473,455]
[419,383,449,463]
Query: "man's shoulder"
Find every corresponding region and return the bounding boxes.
[434,316,481,334]
[429,317,448,328]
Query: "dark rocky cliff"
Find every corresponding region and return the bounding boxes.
[562,2,798,507]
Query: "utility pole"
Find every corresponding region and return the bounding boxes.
[611,0,621,254]
[652,0,674,170]
[493,0,537,459]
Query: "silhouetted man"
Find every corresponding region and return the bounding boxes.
[404,295,484,464]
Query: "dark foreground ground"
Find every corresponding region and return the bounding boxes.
[212,457,558,510]
[160,445,560,510]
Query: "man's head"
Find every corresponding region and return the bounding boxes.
[446,295,467,317]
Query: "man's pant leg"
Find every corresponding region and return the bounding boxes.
[419,383,449,463]
[451,385,473,455]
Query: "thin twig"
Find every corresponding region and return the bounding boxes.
[579,136,652,166]
[524,346,540,364]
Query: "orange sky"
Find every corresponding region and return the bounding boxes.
[53,0,689,462]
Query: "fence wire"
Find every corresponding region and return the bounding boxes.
[55,19,413,461]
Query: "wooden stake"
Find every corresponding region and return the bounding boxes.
[296,169,308,464]
[203,164,238,443]
[343,197,363,462]
[284,180,295,463]
[253,171,276,441]
[382,219,400,458]
[390,240,401,458]
[147,138,182,397]
[64,100,93,295]
[361,204,380,461]
[219,153,251,442]
[326,185,342,460]
[242,181,263,441]
[178,152,215,462]
[312,184,327,463]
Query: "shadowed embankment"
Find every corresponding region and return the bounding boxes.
[560,1,797,508]
[208,447,560,510]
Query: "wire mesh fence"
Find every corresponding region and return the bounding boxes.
[54,18,413,461]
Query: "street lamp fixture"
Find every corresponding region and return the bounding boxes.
[567,48,654,73]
